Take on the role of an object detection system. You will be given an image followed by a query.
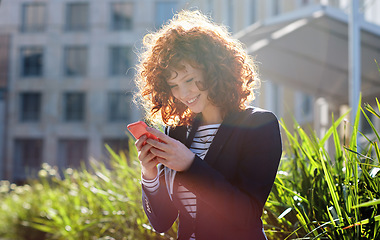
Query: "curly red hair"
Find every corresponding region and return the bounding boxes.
[135,10,260,126]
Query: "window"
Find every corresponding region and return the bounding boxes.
[295,91,314,123]
[328,0,341,8]
[66,3,89,31]
[108,92,132,122]
[249,0,257,25]
[111,2,133,30]
[206,0,214,14]
[0,89,4,100]
[301,0,311,6]
[297,0,312,7]
[265,81,282,117]
[269,0,281,17]
[273,0,281,16]
[64,46,87,76]
[227,0,234,31]
[109,46,133,76]
[13,139,43,181]
[21,3,46,32]
[0,35,10,87]
[301,95,313,117]
[103,138,129,157]
[361,108,376,135]
[155,1,177,28]
[58,139,87,169]
[20,47,43,77]
[20,92,41,122]
[63,92,85,122]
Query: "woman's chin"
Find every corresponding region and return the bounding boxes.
[187,107,201,114]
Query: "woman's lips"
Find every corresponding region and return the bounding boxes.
[185,95,200,105]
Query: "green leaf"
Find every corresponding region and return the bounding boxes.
[352,199,380,209]
[273,181,309,204]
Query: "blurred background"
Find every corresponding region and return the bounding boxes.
[0,0,379,183]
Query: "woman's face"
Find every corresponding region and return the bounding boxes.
[167,62,221,123]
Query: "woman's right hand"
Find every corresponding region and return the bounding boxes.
[135,135,159,180]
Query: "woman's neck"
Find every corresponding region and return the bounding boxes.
[200,109,223,125]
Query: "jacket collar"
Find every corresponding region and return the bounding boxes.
[185,109,244,166]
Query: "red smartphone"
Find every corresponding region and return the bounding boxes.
[127,121,159,141]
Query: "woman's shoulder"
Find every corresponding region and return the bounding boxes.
[237,107,279,126]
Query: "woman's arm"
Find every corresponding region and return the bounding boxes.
[142,170,178,233]
[136,135,178,233]
[175,111,282,228]
[144,111,282,228]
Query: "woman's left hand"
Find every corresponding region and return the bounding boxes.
[145,127,195,172]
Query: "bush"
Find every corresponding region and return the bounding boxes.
[1,100,379,240]
[0,142,176,240]
[263,99,380,239]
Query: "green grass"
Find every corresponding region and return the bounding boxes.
[0,100,379,240]
[262,99,380,239]
[0,142,177,240]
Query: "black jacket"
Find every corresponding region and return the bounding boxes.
[142,107,282,240]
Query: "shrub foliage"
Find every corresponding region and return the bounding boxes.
[0,142,176,240]
[0,100,379,239]
[263,99,380,240]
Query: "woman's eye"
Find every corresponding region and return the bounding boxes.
[186,78,194,83]
[169,85,177,89]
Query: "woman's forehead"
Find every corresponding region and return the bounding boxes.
[167,60,205,81]
[168,62,190,79]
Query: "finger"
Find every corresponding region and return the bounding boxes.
[146,127,172,143]
[140,140,152,152]
[146,138,169,151]
[155,157,169,168]
[145,153,157,164]
[149,157,160,166]
[138,143,153,159]
[135,135,147,150]
[139,152,156,165]
[156,157,166,163]
[150,147,168,159]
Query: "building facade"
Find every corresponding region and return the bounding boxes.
[235,0,380,151]
[0,0,189,182]
[1,0,379,181]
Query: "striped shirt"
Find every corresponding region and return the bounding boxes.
[142,124,220,240]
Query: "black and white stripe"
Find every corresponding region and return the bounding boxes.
[142,124,220,240]
[178,124,220,239]
[188,125,219,159]
[141,172,160,194]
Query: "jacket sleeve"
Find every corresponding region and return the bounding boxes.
[142,167,178,233]
[175,111,282,229]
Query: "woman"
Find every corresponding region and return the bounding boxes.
[134,10,282,240]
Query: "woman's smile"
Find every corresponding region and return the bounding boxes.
[185,95,200,105]
[167,63,222,124]
[167,62,223,124]
[136,10,281,240]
